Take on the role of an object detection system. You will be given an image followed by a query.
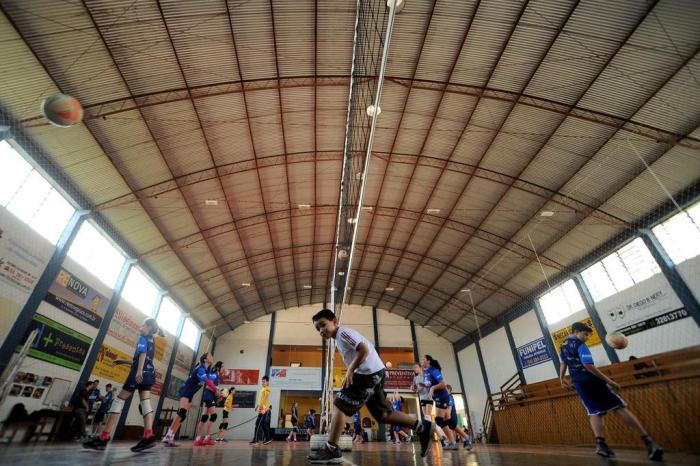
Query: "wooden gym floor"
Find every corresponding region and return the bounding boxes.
[0,441,697,465]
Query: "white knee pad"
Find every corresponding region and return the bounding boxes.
[140,398,154,416]
[109,397,126,415]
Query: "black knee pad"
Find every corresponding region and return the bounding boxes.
[177,408,187,421]
[219,422,228,430]
[435,416,446,428]
[209,413,217,423]
[200,414,209,423]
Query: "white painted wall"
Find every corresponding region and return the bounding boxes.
[213,316,271,440]
[479,327,518,392]
[509,310,558,383]
[595,272,700,360]
[677,255,700,303]
[457,344,487,430]
[274,305,323,346]
[377,309,412,348]
[338,305,375,345]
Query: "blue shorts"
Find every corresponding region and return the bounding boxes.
[432,391,450,410]
[177,384,200,402]
[392,425,402,432]
[123,368,155,392]
[202,390,217,408]
[573,377,626,416]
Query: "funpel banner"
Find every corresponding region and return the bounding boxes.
[44,268,110,329]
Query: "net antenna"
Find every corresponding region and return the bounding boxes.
[321,0,400,430]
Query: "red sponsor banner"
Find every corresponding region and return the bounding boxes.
[385,369,414,390]
[221,369,259,385]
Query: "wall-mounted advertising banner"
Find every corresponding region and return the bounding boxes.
[92,343,131,382]
[221,369,259,385]
[152,368,164,396]
[167,376,185,400]
[551,317,601,350]
[516,337,552,369]
[269,367,321,390]
[597,280,689,336]
[174,345,193,373]
[44,269,110,329]
[17,313,92,371]
[233,390,257,409]
[385,369,415,390]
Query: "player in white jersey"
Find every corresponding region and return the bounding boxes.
[306,309,435,463]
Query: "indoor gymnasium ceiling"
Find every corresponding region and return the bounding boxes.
[1,0,699,341]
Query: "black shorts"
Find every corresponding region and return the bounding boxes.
[448,416,457,430]
[334,370,392,421]
[94,411,107,423]
[420,399,434,407]
[222,410,229,419]
[201,398,216,408]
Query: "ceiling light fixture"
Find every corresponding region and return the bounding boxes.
[205,199,219,206]
[385,287,394,291]
[298,204,311,209]
[347,218,357,224]
[241,282,251,287]
[540,211,555,217]
[303,285,312,289]
[426,208,440,214]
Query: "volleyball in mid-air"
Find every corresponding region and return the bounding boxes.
[385,361,392,368]
[605,331,628,349]
[338,249,348,260]
[41,94,84,127]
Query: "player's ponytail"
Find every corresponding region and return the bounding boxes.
[425,354,442,371]
[144,318,165,337]
[213,361,223,371]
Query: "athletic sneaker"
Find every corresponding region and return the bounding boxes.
[194,437,206,447]
[417,420,435,458]
[263,439,272,445]
[131,436,156,452]
[595,441,615,458]
[647,442,664,461]
[445,442,459,450]
[82,435,109,451]
[307,444,343,464]
[249,440,259,445]
[205,437,216,446]
[163,436,180,447]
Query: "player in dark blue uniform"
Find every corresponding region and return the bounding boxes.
[390,392,409,443]
[83,318,164,452]
[422,355,457,449]
[560,322,663,460]
[162,352,218,446]
[445,385,470,450]
[194,361,224,446]
[352,410,363,444]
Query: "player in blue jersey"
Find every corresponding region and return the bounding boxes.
[194,361,224,446]
[390,391,410,444]
[560,322,663,461]
[422,354,457,449]
[83,318,164,452]
[445,385,470,450]
[162,352,218,447]
[352,410,363,444]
